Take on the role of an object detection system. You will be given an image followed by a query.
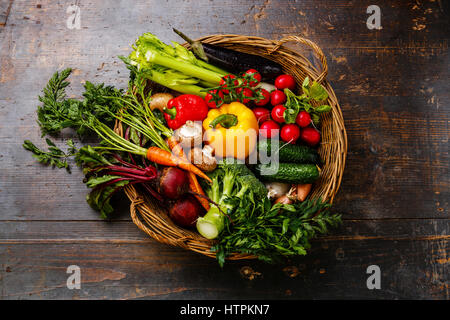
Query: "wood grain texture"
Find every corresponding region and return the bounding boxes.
[0,0,449,299]
[0,236,448,299]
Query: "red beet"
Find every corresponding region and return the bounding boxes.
[158,167,189,199]
[169,194,205,227]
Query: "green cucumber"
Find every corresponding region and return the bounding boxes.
[257,139,321,165]
[254,163,319,184]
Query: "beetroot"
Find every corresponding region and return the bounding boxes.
[169,194,205,227]
[158,167,189,199]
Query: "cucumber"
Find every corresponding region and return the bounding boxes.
[254,163,319,184]
[257,139,321,164]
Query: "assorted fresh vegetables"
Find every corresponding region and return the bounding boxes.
[24,31,341,266]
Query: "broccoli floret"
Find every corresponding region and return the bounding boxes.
[196,163,267,239]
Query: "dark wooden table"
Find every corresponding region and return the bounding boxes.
[0,0,448,300]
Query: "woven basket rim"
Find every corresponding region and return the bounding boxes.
[121,34,348,261]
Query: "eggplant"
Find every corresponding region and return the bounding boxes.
[173,28,283,80]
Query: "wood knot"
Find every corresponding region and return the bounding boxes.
[239,266,261,280]
[283,266,300,278]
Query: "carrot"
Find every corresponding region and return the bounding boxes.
[167,136,184,158]
[187,174,210,210]
[167,136,210,210]
[296,184,312,202]
[146,146,212,183]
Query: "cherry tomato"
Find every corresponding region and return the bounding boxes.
[204,89,224,109]
[275,74,296,91]
[300,127,321,146]
[259,120,280,138]
[252,107,271,123]
[240,88,253,104]
[219,74,238,94]
[295,111,311,127]
[254,88,271,106]
[270,90,286,106]
[243,69,262,87]
[271,105,286,123]
[280,124,301,143]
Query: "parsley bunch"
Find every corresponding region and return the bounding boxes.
[36,68,123,137]
[212,195,342,267]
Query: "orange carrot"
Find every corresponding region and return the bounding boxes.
[187,174,210,210]
[167,136,184,158]
[146,146,212,183]
[296,184,312,202]
[167,136,210,210]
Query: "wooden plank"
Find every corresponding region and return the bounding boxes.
[0,0,13,27]
[0,238,447,299]
[0,219,448,242]
[0,219,447,299]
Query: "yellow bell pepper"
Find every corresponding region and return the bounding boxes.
[203,102,259,160]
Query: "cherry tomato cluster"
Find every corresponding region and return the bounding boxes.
[203,70,321,147]
[204,69,269,108]
[252,74,321,147]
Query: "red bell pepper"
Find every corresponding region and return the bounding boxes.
[163,94,209,130]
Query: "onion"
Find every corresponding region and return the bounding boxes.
[257,82,277,93]
[265,182,291,199]
[274,195,292,205]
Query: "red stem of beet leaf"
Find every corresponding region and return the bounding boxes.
[111,153,141,169]
[106,171,156,181]
[92,125,164,212]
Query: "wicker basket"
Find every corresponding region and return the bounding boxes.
[122,34,347,260]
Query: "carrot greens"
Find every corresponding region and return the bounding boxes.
[23,138,77,172]
[36,68,123,137]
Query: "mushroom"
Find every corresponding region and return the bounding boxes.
[174,120,203,148]
[188,145,217,172]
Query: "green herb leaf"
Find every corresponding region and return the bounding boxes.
[36,69,124,138]
[85,175,122,189]
[214,195,342,265]
[86,179,129,219]
[75,145,112,168]
[315,104,332,113]
[23,139,77,172]
[308,81,328,101]
[302,77,310,89]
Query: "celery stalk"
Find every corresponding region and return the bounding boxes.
[143,69,207,97]
[144,51,223,84]
[127,33,228,96]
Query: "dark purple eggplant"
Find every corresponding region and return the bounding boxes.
[201,44,282,79]
[173,28,283,80]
